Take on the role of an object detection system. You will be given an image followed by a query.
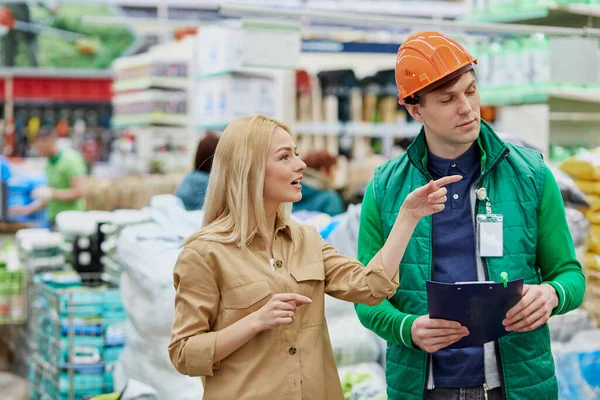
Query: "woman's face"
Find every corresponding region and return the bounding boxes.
[263,127,306,210]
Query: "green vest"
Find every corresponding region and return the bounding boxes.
[373,121,557,400]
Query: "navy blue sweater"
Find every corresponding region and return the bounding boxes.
[427,142,484,388]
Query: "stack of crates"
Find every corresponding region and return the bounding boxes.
[7,175,49,227]
[0,238,26,324]
[0,268,25,324]
[29,271,126,400]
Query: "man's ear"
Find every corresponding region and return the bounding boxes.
[404,103,425,123]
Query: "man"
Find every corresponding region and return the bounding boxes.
[355,31,585,400]
[10,127,87,226]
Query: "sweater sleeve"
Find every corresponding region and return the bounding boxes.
[354,180,419,348]
[537,165,586,315]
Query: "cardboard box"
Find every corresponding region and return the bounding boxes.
[195,73,276,127]
[195,20,301,75]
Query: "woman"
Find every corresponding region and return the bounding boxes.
[168,115,460,399]
[293,150,345,216]
[174,132,219,210]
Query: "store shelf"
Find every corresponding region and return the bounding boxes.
[462,3,600,27]
[345,122,419,138]
[112,113,188,128]
[301,40,399,54]
[197,123,229,131]
[549,112,600,122]
[294,121,419,138]
[294,121,345,136]
[480,85,600,106]
[548,88,600,103]
[0,68,112,78]
[112,77,188,92]
[306,0,469,18]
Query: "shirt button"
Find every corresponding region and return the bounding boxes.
[289,347,297,355]
[451,163,456,168]
[453,194,459,200]
[275,260,283,268]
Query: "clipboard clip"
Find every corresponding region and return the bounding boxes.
[500,271,508,288]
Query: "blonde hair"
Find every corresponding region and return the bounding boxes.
[186,115,295,248]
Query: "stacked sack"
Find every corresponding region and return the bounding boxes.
[325,296,388,400]
[85,173,184,211]
[112,196,204,400]
[321,207,388,400]
[560,151,600,326]
[549,310,600,399]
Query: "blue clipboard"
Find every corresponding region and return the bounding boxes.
[426,279,524,348]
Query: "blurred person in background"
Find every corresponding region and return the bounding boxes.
[293,150,345,216]
[0,155,11,182]
[175,132,219,211]
[9,127,87,226]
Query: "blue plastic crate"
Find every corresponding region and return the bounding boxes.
[103,346,123,364]
[34,274,123,319]
[59,336,105,365]
[7,175,48,225]
[104,322,125,347]
[61,319,104,336]
[59,372,104,392]
[103,368,115,393]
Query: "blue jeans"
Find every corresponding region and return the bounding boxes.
[425,386,503,400]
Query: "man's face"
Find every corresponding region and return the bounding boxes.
[34,137,53,157]
[407,71,480,149]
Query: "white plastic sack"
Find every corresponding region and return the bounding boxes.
[548,309,594,343]
[565,207,590,249]
[114,345,203,400]
[325,294,356,320]
[119,379,159,400]
[116,221,183,296]
[119,273,175,339]
[114,195,207,400]
[0,371,28,400]
[326,204,362,258]
[328,313,382,367]
[338,363,387,400]
[123,320,177,373]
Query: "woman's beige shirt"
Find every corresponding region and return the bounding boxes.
[169,218,398,400]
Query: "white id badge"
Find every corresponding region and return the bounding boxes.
[476,214,504,257]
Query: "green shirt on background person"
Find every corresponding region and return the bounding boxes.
[46,148,87,221]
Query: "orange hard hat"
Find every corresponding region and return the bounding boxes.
[395,31,476,104]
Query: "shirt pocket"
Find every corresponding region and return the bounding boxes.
[290,261,325,328]
[220,280,272,326]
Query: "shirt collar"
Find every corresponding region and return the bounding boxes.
[427,141,479,176]
[275,213,292,238]
[48,149,63,165]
